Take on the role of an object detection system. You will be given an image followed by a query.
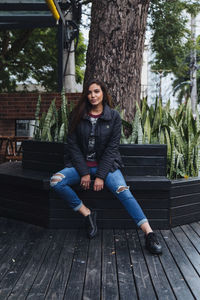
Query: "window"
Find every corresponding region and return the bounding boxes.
[16,120,35,137]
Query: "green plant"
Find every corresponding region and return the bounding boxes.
[34,93,200,179]
[120,98,200,179]
[33,91,73,142]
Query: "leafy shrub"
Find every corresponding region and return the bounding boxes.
[119,98,200,179]
[34,93,200,179]
[33,91,73,143]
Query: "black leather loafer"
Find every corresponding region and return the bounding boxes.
[85,210,97,239]
[145,232,162,255]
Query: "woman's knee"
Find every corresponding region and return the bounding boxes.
[116,185,129,194]
[50,172,65,188]
[114,185,134,203]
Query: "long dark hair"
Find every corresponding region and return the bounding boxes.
[69,79,113,133]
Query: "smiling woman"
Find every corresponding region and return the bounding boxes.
[87,83,104,110]
[50,78,162,255]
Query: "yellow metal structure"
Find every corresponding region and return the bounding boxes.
[45,0,60,21]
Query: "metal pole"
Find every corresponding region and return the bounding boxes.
[63,13,76,92]
[58,21,64,92]
[190,14,197,116]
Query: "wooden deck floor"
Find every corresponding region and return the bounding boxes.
[0,218,200,300]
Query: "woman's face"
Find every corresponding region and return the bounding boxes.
[87,83,103,107]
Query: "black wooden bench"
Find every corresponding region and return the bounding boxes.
[0,141,171,229]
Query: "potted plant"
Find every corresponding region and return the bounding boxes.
[118,97,200,226]
[22,91,73,172]
[22,94,200,227]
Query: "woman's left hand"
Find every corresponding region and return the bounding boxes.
[94,177,104,191]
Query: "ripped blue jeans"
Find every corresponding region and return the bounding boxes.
[50,167,148,227]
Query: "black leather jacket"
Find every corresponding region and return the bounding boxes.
[65,104,123,180]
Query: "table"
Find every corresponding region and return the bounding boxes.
[0,136,30,162]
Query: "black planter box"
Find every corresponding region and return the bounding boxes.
[22,140,67,172]
[22,140,167,176]
[0,141,199,229]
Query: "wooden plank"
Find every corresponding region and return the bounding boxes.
[133,189,170,199]
[0,216,47,243]
[171,177,200,186]
[0,175,49,190]
[172,227,200,276]
[75,184,170,197]
[0,164,51,185]
[170,193,200,207]
[126,229,157,299]
[0,238,12,261]
[23,151,64,164]
[49,208,169,220]
[171,212,200,228]
[63,229,89,300]
[119,144,167,156]
[0,217,200,300]
[22,160,64,173]
[0,240,27,284]
[171,203,200,217]
[101,229,119,300]
[190,222,200,236]
[0,218,34,249]
[0,217,31,241]
[170,182,200,197]
[126,177,170,190]
[47,218,84,229]
[161,229,200,299]
[122,166,166,176]
[77,189,169,202]
[0,206,48,228]
[48,218,169,230]
[23,223,49,242]
[0,230,51,300]
[50,189,169,206]
[5,231,53,300]
[138,199,169,209]
[137,230,176,299]
[45,230,78,300]
[121,155,165,166]
[82,230,102,300]
[157,231,194,300]
[0,161,46,177]
[0,197,48,215]
[0,162,50,181]
[26,230,67,300]
[74,183,170,197]
[114,229,138,300]
[50,193,169,210]
[22,140,66,153]
[0,186,49,205]
[181,224,200,252]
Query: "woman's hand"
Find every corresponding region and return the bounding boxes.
[81,174,91,190]
[94,177,104,191]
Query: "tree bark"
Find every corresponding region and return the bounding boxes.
[84,0,150,120]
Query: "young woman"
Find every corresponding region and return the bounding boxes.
[50,79,162,255]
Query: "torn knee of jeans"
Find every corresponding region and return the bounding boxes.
[50,173,65,187]
[116,186,129,194]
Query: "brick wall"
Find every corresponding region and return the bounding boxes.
[0,92,81,121]
[0,119,15,136]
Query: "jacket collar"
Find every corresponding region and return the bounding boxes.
[83,104,112,121]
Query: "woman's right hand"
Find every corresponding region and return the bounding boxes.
[80,174,91,190]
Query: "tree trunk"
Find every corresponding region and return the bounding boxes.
[84,0,150,121]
